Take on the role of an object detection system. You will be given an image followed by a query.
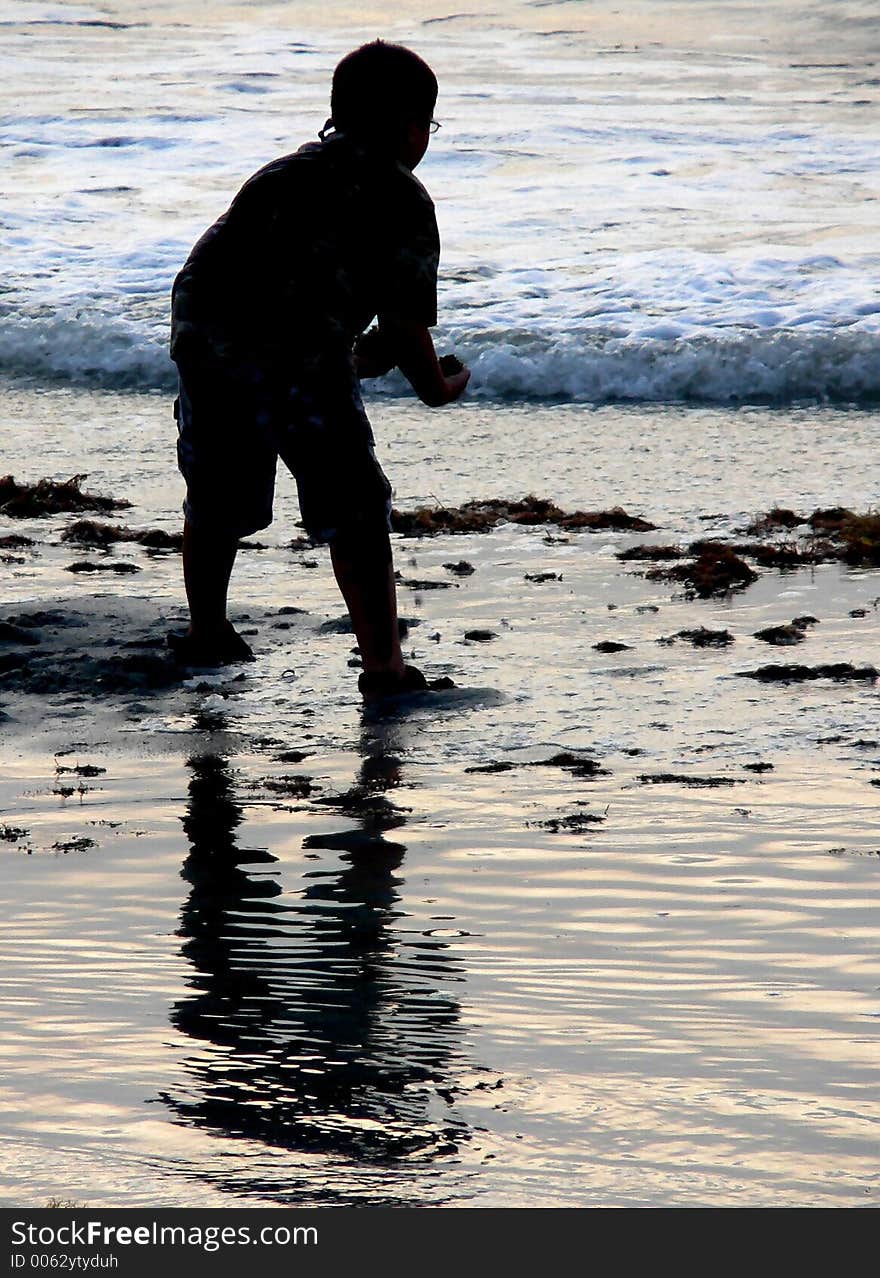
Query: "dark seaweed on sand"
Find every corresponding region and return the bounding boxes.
[0,475,130,518]
[261,775,318,799]
[55,763,106,778]
[312,787,410,831]
[638,773,743,788]
[647,542,758,598]
[321,614,416,636]
[464,761,514,773]
[530,752,610,779]
[617,544,684,562]
[737,663,878,683]
[531,810,606,833]
[61,520,183,551]
[745,507,803,535]
[0,825,29,842]
[390,496,656,536]
[51,837,96,854]
[465,752,609,779]
[831,512,880,565]
[397,576,455,590]
[65,561,141,574]
[753,621,810,646]
[729,540,823,569]
[622,510,880,593]
[658,627,734,648]
[743,507,880,566]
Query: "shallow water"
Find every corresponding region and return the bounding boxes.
[1,387,879,1206]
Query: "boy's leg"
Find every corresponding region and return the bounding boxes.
[280,368,428,694]
[182,518,239,642]
[173,361,276,664]
[329,531,404,677]
[169,520,253,664]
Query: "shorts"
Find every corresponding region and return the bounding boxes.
[174,353,393,543]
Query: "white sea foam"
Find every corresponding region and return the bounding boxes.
[459,326,880,404]
[0,310,174,390]
[2,307,878,404]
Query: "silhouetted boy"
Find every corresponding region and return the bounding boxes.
[169,41,469,697]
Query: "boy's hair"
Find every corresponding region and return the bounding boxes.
[330,41,437,142]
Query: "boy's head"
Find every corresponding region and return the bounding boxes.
[330,41,438,164]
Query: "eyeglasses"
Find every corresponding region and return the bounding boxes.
[428,119,441,134]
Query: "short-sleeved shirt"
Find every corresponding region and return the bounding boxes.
[170,133,439,380]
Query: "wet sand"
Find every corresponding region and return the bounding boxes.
[1,387,878,1206]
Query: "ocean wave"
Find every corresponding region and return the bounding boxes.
[1,311,879,405]
[457,327,880,405]
[0,311,177,392]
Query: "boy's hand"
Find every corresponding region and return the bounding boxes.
[378,313,470,407]
[439,359,470,401]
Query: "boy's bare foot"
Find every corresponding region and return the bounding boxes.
[358,664,454,701]
[167,621,255,668]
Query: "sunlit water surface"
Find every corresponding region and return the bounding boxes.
[1,388,878,1207]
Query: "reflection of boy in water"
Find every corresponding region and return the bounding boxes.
[169,42,469,697]
[168,751,468,1179]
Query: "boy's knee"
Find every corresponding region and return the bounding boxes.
[331,521,392,568]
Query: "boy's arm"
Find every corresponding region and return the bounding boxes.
[375,313,470,406]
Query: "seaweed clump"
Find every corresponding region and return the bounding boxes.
[65,561,140,575]
[312,786,409,832]
[60,520,184,551]
[647,542,758,599]
[753,618,817,646]
[732,540,823,569]
[658,627,734,648]
[530,752,610,780]
[745,507,803,535]
[638,773,742,788]
[391,496,656,536]
[617,544,684,562]
[742,507,880,566]
[0,475,130,518]
[623,510,880,588]
[261,775,318,799]
[737,663,877,683]
[531,809,606,833]
[0,825,29,842]
[827,511,880,565]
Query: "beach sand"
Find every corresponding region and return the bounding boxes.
[1,386,878,1206]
